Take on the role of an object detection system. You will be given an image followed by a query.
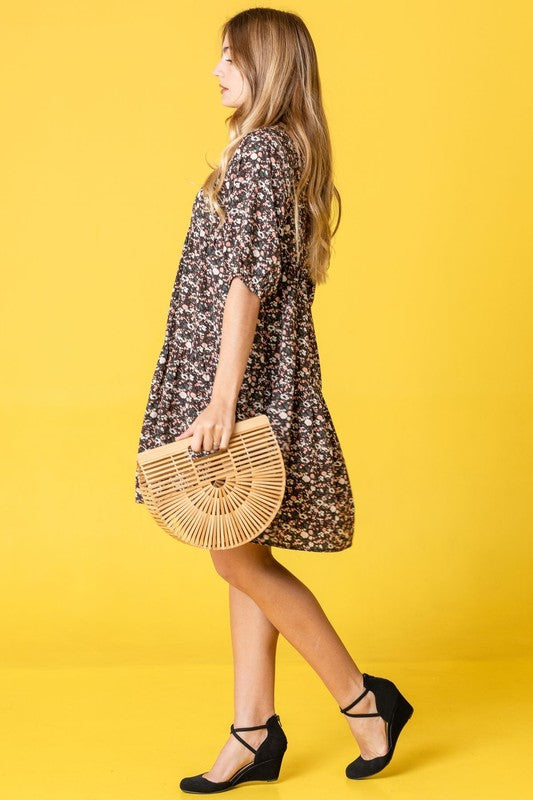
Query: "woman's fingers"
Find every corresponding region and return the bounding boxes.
[191,422,226,453]
[175,425,194,441]
[219,425,233,450]
[174,403,236,452]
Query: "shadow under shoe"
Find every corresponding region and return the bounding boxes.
[179,713,288,794]
[340,672,414,779]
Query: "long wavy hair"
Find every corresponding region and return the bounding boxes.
[201,7,341,287]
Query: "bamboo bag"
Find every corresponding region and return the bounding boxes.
[136,414,286,549]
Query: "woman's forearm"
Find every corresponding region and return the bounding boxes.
[210,276,260,408]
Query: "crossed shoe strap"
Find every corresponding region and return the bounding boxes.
[339,686,381,717]
[230,722,269,754]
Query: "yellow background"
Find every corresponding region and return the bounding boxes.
[1,2,532,798]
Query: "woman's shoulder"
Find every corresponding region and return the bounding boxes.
[234,124,297,160]
[231,125,301,178]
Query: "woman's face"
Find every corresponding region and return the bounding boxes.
[212,36,250,108]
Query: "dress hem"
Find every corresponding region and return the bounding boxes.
[249,537,354,553]
[135,500,353,553]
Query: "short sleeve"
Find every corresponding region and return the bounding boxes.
[222,134,289,301]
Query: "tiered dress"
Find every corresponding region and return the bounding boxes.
[135,124,355,552]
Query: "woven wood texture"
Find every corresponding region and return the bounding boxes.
[136,414,286,549]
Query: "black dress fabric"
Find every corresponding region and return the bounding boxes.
[135,124,355,552]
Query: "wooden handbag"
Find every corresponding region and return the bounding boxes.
[136,414,286,549]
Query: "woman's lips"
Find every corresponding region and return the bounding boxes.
[220,87,228,93]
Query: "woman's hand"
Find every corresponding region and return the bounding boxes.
[175,399,236,453]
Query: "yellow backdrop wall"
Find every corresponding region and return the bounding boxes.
[1,0,531,668]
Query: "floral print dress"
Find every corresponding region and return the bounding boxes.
[135,124,355,552]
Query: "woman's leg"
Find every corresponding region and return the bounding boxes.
[210,542,388,762]
[202,566,280,782]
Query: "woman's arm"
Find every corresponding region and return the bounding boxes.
[175,276,260,452]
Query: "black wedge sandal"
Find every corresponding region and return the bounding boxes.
[179,713,288,794]
[340,672,414,779]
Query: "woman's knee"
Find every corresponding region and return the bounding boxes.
[209,550,233,584]
[210,543,275,589]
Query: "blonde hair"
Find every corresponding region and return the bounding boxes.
[202,7,341,287]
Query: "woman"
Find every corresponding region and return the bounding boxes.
[135,8,414,792]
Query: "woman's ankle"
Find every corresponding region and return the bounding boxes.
[336,671,366,711]
[233,707,276,727]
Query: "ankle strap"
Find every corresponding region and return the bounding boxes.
[339,687,380,718]
[230,722,269,754]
